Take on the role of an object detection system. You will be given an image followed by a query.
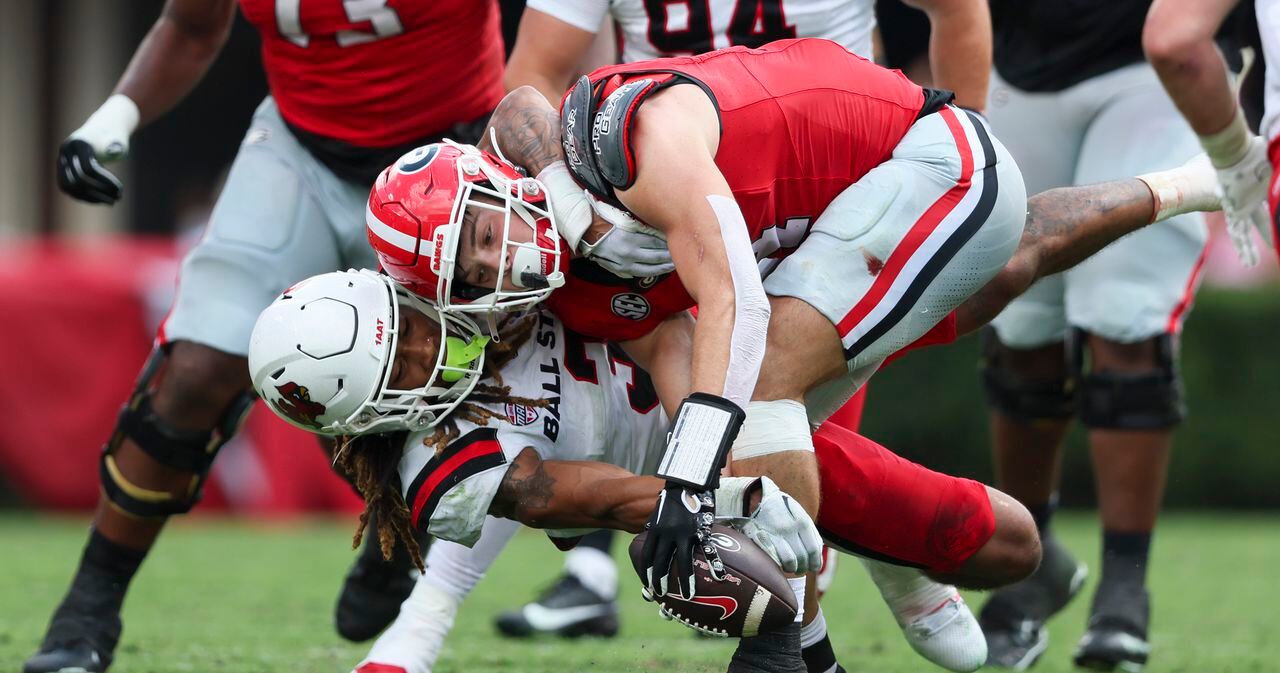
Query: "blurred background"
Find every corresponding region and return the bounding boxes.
[0,0,1276,518]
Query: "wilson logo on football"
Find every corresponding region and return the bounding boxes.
[611,293,649,320]
[505,402,539,426]
[708,532,741,553]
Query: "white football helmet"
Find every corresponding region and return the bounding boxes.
[248,269,488,436]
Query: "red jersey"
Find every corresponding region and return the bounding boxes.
[549,39,942,341]
[238,0,503,147]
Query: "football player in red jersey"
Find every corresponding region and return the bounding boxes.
[365,40,1223,672]
[25,1,602,671]
[497,0,994,649]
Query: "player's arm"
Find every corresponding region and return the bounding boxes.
[616,89,768,413]
[57,0,236,204]
[1145,0,1272,264]
[901,0,992,112]
[504,7,601,104]
[489,447,666,532]
[1143,0,1240,136]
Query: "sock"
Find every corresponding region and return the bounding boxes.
[80,528,147,597]
[422,516,520,602]
[800,608,845,673]
[787,576,807,623]
[1026,501,1054,535]
[564,545,618,601]
[360,579,460,673]
[577,529,615,553]
[1100,530,1152,587]
[728,622,805,673]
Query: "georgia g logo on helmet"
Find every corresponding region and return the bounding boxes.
[271,382,327,430]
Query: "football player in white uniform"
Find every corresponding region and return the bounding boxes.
[249,268,1057,673]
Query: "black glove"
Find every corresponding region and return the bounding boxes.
[640,484,718,599]
[57,138,124,205]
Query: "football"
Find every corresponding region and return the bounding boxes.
[628,525,797,638]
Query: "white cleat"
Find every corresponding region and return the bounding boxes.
[351,578,461,673]
[860,557,987,672]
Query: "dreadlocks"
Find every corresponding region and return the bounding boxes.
[334,314,549,569]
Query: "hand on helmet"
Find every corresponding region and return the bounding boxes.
[582,197,675,278]
[56,95,139,205]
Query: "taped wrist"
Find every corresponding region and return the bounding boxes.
[1199,107,1251,169]
[657,393,745,490]
[537,161,591,249]
[70,94,140,158]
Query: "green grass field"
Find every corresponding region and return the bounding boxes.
[1,512,1275,673]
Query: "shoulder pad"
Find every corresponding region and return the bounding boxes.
[402,427,508,546]
[561,76,614,200]
[561,76,663,199]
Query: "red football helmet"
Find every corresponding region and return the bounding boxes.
[366,142,566,324]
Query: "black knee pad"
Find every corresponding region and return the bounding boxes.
[1078,333,1185,430]
[980,327,1079,421]
[100,348,255,518]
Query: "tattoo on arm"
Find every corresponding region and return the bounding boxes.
[479,88,564,176]
[492,447,556,522]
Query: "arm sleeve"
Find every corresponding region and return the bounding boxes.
[400,428,512,547]
[525,0,609,33]
[706,194,769,408]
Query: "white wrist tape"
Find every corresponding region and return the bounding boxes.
[1198,107,1251,169]
[69,94,140,159]
[706,194,769,408]
[714,476,760,520]
[657,393,745,490]
[537,161,592,249]
[731,399,813,461]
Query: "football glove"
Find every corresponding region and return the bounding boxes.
[716,476,823,574]
[56,95,138,205]
[1215,135,1273,267]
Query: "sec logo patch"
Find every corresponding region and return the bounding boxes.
[505,402,540,426]
[611,293,650,320]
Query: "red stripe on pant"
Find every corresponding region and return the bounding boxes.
[1165,243,1208,335]
[814,423,995,573]
[834,107,976,340]
[1266,136,1280,262]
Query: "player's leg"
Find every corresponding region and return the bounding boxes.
[356,517,520,673]
[493,529,620,638]
[24,97,348,673]
[811,424,1038,673]
[1062,65,1207,671]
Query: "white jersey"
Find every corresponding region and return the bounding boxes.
[529,0,876,63]
[398,311,668,546]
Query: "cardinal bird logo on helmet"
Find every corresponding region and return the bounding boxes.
[272,382,326,429]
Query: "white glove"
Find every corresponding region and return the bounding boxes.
[582,197,675,278]
[535,160,674,278]
[715,476,823,574]
[1215,135,1273,267]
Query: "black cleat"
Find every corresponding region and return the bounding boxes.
[494,574,619,638]
[980,535,1088,670]
[25,570,124,673]
[334,526,431,642]
[1073,582,1150,672]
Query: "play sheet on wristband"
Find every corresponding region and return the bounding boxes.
[657,402,734,486]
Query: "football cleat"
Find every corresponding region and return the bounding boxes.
[861,557,986,672]
[1073,582,1150,672]
[24,569,123,673]
[494,573,619,638]
[980,535,1088,670]
[335,524,431,643]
